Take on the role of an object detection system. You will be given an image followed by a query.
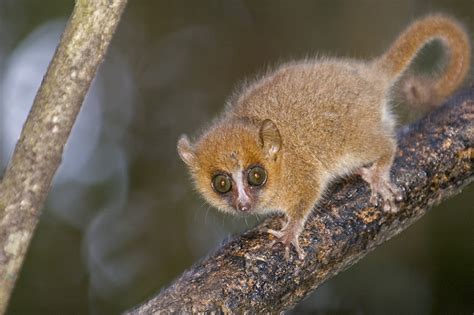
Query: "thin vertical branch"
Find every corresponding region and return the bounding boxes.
[0,0,127,312]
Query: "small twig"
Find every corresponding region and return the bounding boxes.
[0,1,127,313]
[127,87,473,314]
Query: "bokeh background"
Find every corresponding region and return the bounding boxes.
[0,1,472,314]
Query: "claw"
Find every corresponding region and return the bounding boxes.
[263,228,284,239]
[392,187,403,202]
[369,191,378,205]
[284,245,290,260]
[291,240,305,260]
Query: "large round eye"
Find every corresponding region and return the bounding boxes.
[212,174,232,194]
[247,166,267,186]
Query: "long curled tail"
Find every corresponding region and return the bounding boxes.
[375,14,471,107]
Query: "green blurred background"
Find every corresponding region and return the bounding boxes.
[0,1,472,314]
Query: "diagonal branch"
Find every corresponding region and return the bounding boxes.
[127,87,473,314]
[0,1,127,313]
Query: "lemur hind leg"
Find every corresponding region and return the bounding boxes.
[357,141,403,212]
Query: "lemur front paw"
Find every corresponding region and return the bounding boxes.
[264,219,305,260]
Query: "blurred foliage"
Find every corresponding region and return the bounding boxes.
[0,1,472,314]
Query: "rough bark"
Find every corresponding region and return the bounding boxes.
[127,87,473,314]
[0,0,127,313]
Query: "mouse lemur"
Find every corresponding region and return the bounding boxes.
[177,14,471,259]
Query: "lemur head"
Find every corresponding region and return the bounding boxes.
[177,119,283,215]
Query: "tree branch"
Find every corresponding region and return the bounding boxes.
[127,87,473,314]
[0,0,127,312]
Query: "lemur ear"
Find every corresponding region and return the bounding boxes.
[259,119,281,160]
[177,135,197,167]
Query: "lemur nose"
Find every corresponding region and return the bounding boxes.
[237,202,251,212]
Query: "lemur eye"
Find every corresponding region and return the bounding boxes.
[212,174,232,194]
[247,166,267,186]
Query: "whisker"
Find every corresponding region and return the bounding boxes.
[205,205,212,225]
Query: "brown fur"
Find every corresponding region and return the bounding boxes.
[177,15,471,259]
[376,14,471,107]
